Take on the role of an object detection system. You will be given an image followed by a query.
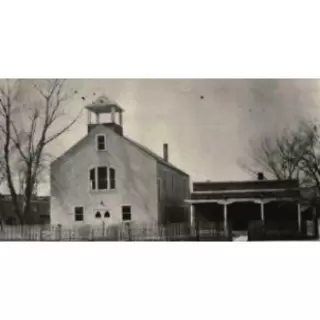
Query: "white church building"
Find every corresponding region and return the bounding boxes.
[50,97,190,227]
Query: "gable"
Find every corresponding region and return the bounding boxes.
[51,125,189,177]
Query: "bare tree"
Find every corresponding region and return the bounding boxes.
[0,79,82,225]
[241,120,320,236]
[240,120,320,186]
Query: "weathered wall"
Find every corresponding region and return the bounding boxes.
[50,125,158,227]
[157,163,190,224]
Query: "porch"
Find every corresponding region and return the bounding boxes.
[188,199,303,233]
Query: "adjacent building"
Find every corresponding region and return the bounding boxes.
[50,97,190,227]
[0,195,50,225]
[186,173,317,235]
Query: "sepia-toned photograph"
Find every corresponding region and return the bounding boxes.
[2,2,320,320]
[0,79,319,242]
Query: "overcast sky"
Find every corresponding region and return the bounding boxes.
[45,79,320,194]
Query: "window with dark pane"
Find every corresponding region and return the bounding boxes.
[90,168,96,190]
[75,207,84,221]
[95,211,101,218]
[104,211,110,218]
[97,166,108,190]
[109,168,116,189]
[122,206,131,221]
[97,135,106,151]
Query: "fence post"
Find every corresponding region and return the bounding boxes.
[102,221,105,239]
[57,224,62,241]
[126,223,132,241]
[158,224,162,241]
[40,225,43,241]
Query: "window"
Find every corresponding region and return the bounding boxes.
[96,134,106,151]
[90,167,116,191]
[104,211,110,218]
[90,168,96,190]
[95,211,101,218]
[109,168,116,189]
[122,206,131,221]
[97,166,108,190]
[75,207,84,221]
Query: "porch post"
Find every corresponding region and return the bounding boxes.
[111,106,116,123]
[190,204,195,228]
[260,200,265,222]
[223,202,228,234]
[119,111,123,126]
[297,202,301,232]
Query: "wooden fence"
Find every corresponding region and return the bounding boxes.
[0,221,231,241]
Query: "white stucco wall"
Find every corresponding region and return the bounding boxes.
[50,125,158,227]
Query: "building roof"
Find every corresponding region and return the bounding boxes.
[190,179,301,201]
[193,179,299,192]
[123,136,188,176]
[85,96,124,114]
[191,189,301,201]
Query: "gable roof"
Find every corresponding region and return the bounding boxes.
[123,136,188,176]
[51,124,189,177]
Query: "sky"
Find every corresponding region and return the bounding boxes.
[44,79,320,195]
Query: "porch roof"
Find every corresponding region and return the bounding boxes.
[190,188,301,201]
[193,179,299,192]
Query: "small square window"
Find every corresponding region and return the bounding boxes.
[122,206,131,221]
[96,135,106,151]
[75,207,84,221]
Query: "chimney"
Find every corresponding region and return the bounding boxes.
[257,172,265,181]
[163,143,168,162]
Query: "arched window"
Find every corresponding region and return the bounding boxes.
[89,167,116,191]
[95,211,101,218]
[104,211,110,218]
